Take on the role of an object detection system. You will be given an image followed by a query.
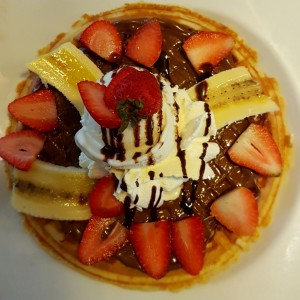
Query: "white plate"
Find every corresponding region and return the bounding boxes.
[0,1,299,299]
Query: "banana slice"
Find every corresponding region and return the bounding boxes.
[27,42,103,115]
[188,67,279,129]
[11,160,95,220]
[213,95,279,129]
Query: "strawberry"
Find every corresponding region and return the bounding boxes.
[228,123,282,176]
[0,130,45,171]
[80,20,122,62]
[125,20,162,67]
[210,187,259,236]
[183,31,234,75]
[89,176,124,218]
[77,81,121,128]
[78,216,129,265]
[171,216,205,275]
[129,220,171,279]
[104,66,162,114]
[8,89,58,132]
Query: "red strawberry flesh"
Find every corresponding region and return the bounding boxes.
[183,31,234,75]
[0,130,45,171]
[104,67,162,115]
[129,220,171,279]
[8,89,58,132]
[89,176,124,218]
[125,20,162,67]
[80,20,122,62]
[210,187,259,236]
[77,81,121,128]
[171,216,205,275]
[78,216,129,265]
[228,123,282,176]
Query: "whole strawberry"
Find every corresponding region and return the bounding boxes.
[78,67,162,133]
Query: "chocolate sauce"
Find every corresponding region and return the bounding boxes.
[37,87,82,167]
[176,136,187,178]
[195,81,208,102]
[204,102,212,136]
[145,116,154,146]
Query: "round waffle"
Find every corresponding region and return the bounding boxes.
[9,3,289,291]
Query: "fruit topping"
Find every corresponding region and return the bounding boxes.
[210,187,259,236]
[0,130,45,171]
[188,67,279,130]
[8,90,58,132]
[125,20,162,67]
[80,20,122,62]
[104,67,162,115]
[183,31,234,75]
[89,176,124,218]
[27,42,103,115]
[104,67,162,132]
[228,123,282,176]
[129,220,171,279]
[171,216,205,275]
[77,81,121,128]
[11,160,94,220]
[78,67,162,133]
[78,216,129,265]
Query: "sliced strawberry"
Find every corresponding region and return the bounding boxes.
[104,67,162,115]
[129,220,171,279]
[8,89,58,132]
[78,216,129,265]
[125,20,162,67]
[80,20,122,62]
[171,216,205,275]
[183,31,234,75]
[89,176,124,218]
[228,123,282,176]
[0,130,45,171]
[77,81,121,128]
[210,187,258,236]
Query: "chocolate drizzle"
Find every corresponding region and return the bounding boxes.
[204,102,212,136]
[180,180,198,215]
[123,197,136,229]
[176,136,187,178]
[195,81,208,101]
[145,116,154,146]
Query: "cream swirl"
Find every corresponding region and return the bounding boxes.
[75,68,220,210]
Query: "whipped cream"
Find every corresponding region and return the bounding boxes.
[75,68,220,210]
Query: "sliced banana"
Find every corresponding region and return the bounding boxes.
[11,160,95,220]
[27,42,103,115]
[213,95,279,129]
[188,67,279,129]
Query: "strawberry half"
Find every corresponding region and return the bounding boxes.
[183,31,234,75]
[228,123,282,176]
[171,216,205,275]
[0,130,45,171]
[89,176,124,218]
[8,89,58,132]
[129,220,171,279]
[77,81,121,128]
[210,187,259,236]
[80,20,122,62]
[125,20,162,67]
[78,216,129,265]
[104,67,162,115]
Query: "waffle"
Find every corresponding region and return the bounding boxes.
[8,3,290,291]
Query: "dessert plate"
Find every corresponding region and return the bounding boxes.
[0,0,299,299]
